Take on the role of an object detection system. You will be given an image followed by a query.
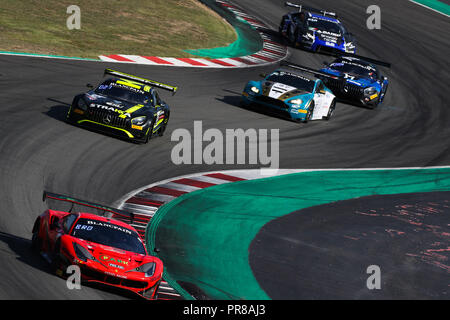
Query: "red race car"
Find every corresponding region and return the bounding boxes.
[31,192,163,300]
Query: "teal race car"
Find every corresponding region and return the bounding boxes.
[241,61,341,122]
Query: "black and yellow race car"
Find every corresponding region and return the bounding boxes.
[66,69,177,143]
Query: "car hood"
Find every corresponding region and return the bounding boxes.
[83,92,152,118]
[76,238,157,272]
[261,81,312,100]
[320,68,377,88]
[314,29,342,43]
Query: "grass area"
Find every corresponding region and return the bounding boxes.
[0,0,237,58]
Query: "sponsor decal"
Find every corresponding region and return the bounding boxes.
[316,30,341,37]
[340,59,377,71]
[86,220,133,235]
[85,93,103,100]
[105,101,123,108]
[370,93,379,100]
[269,83,297,99]
[274,71,313,83]
[104,271,127,279]
[100,255,130,266]
[109,263,125,270]
[90,104,131,118]
[110,82,145,94]
[343,74,356,80]
[74,224,93,231]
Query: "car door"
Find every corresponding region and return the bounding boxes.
[152,91,166,131]
[45,214,62,253]
[312,80,329,119]
[47,213,75,253]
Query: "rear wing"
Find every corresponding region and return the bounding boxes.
[280,60,344,80]
[285,2,337,18]
[43,191,135,224]
[104,69,178,95]
[335,53,391,68]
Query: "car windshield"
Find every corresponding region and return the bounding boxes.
[267,72,315,92]
[307,18,342,34]
[329,61,376,79]
[71,218,146,255]
[94,82,152,105]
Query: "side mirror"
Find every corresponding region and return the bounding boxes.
[259,73,267,78]
[49,216,59,230]
[86,83,94,89]
[323,61,329,66]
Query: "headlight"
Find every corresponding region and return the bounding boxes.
[77,98,88,111]
[364,87,377,95]
[73,243,94,262]
[290,99,302,105]
[131,116,147,126]
[250,86,260,94]
[127,262,156,277]
[141,262,156,277]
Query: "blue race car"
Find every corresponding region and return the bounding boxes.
[318,55,390,109]
[241,61,340,122]
[279,2,356,55]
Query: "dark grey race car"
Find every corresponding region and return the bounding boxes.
[67,69,177,143]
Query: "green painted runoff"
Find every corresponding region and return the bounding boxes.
[147,168,450,299]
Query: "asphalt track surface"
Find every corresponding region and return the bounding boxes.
[0,0,449,299]
[250,191,450,299]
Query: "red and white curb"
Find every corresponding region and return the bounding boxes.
[99,0,287,68]
[113,169,300,299]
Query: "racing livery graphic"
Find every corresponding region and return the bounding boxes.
[279,2,356,54]
[66,69,177,143]
[319,54,390,108]
[31,192,163,300]
[241,61,339,122]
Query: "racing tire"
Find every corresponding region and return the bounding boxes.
[50,240,64,276]
[293,29,301,48]
[380,84,388,103]
[303,102,314,123]
[142,118,157,144]
[325,99,336,121]
[143,131,152,144]
[65,109,76,125]
[288,27,297,46]
[278,18,286,34]
[369,96,381,110]
[157,111,170,137]
[31,218,41,252]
